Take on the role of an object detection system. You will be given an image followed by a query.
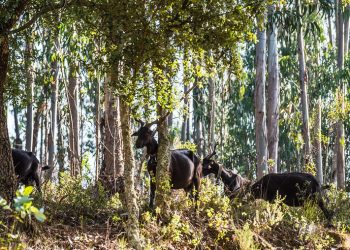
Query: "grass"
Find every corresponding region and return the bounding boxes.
[2,176,350,249]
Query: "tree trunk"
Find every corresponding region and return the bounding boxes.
[267,4,280,173]
[181,85,188,142]
[25,33,34,152]
[208,71,215,148]
[296,0,311,168]
[315,98,323,184]
[155,104,171,209]
[255,13,268,179]
[95,73,101,183]
[193,86,203,156]
[68,62,80,176]
[0,34,17,201]
[328,13,334,47]
[119,97,142,249]
[344,6,350,55]
[336,0,345,189]
[57,109,65,176]
[46,36,59,179]
[32,100,46,155]
[100,70,124,194]
[13,104,23,149]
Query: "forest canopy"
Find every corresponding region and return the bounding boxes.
[1,0,350,249]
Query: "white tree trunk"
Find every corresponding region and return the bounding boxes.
[296,0,311,168]
[255,13,268,179]
[208,74,215,148]
[267,4,280,173]
[315,98,323,184]
[25,34,34,152]
[46,35,59,180]
[68,62,80,176]
[336,0,345,189]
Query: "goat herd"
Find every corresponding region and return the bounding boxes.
[132,120,333,222]
[11,120,332,224]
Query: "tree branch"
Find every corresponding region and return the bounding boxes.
[7,0,68,34]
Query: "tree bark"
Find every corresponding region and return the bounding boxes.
[119,97,142,249]
[13,104,23,149]
[0,34,17,201]
[328,13,334,47]
[267,4,280,173]
[193,86,203,156]
[155,104,171,209]
[296,0,311,168]
[46,35,59,180]
[255,13,268,179]
[315,98,323,184]
[68,62,80,176]
[25,33,34,152]
[208,71,216,148]
[32,100,46,155]
[57,109,65,176]
[181,85,188,142]
[344,5,350,55]
[100,70,124,194]
[95,72,101,183]
[336,0,345,189]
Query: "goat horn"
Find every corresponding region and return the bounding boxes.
[204,143,218,160]
[144,111,171,127]
[135,118,145,127]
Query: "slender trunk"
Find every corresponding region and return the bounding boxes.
[95,73,101,183]
[267,4,280,173]
[315,98,323,184]
[46,36,59,179]
[57,109,65,176]
[120,97,142,249]
[202,115,207,156]
[25,34,34,152]
[181,85,188,142]
[32,101,46,155]
[332,130,338,185]
[328,13,334,47]
[68,62,80,176]
[193,86,202,156]
[296,0,311,168]
[208,73,215,148]
[336,0,346,189]
[255,13,268,179]
[344,6,350,55]
[13,104,22,149]
[0,34,16,201]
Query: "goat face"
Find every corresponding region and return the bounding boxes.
[132,126,154,148]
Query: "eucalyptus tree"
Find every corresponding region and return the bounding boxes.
[0,0,67,201]
[296,0,312,168]
[267,4,280,173]
[255,12,268,179]
[24,30,34,152]
[335,0,345,189]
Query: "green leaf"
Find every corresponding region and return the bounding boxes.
[31,207,46,222]
[23,186,34,196]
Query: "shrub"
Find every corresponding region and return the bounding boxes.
[0,186,46,249]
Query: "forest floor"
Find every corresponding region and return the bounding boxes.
[4,176,350,249]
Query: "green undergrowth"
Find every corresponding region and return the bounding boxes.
[2,175,350,249]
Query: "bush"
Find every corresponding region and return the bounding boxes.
[0,186,46,249]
